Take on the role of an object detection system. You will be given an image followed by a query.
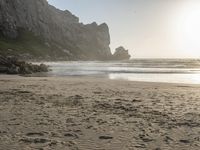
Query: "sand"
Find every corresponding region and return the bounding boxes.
[0,75,200,150]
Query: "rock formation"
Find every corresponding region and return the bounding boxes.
[0,55,48,74]
[0,0,112,60]
[112,46,131,60]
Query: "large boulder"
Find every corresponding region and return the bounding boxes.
[112,46,131,60]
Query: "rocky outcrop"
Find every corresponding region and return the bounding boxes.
[112,46,131,60]
[0,55,48,74]
[0,0,112,60]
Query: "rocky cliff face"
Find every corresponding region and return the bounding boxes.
[0,0,112,60]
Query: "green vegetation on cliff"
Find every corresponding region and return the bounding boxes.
[0,29,70,60]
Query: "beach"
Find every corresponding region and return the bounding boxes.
[0,75,200,150]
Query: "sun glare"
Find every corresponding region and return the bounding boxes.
[173,1,200,57]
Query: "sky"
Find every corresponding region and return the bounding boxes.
[47,0,200,58]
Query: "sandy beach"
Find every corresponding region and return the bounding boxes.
[0,75,200,150]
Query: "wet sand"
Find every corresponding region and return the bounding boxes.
[0,75,200,150]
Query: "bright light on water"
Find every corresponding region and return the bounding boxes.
[42,59,200,84]
[109,73,200,84]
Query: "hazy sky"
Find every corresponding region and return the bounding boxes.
[48,0,200,58]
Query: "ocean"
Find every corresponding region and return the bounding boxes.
[42,59,200,84]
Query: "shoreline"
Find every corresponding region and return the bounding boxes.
[0,75,200,149]
[1,74,200,87]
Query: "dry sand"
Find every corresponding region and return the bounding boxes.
[0,75,200,150]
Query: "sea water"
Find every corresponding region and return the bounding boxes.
[42,59,200,84]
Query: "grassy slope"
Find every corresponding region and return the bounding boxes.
[0,30,68,59]
[0,29,109,61]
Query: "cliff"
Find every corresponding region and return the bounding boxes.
[0,0,112,60]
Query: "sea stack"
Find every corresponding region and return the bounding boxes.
[112,46,131,60]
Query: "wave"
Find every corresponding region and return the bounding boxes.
[33,59,200,84]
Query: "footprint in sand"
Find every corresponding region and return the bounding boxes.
[26,132,44,137]
[19,132,49,144]
[20,137,49,144]
[99,135,113,140]
[64,132,79,139]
